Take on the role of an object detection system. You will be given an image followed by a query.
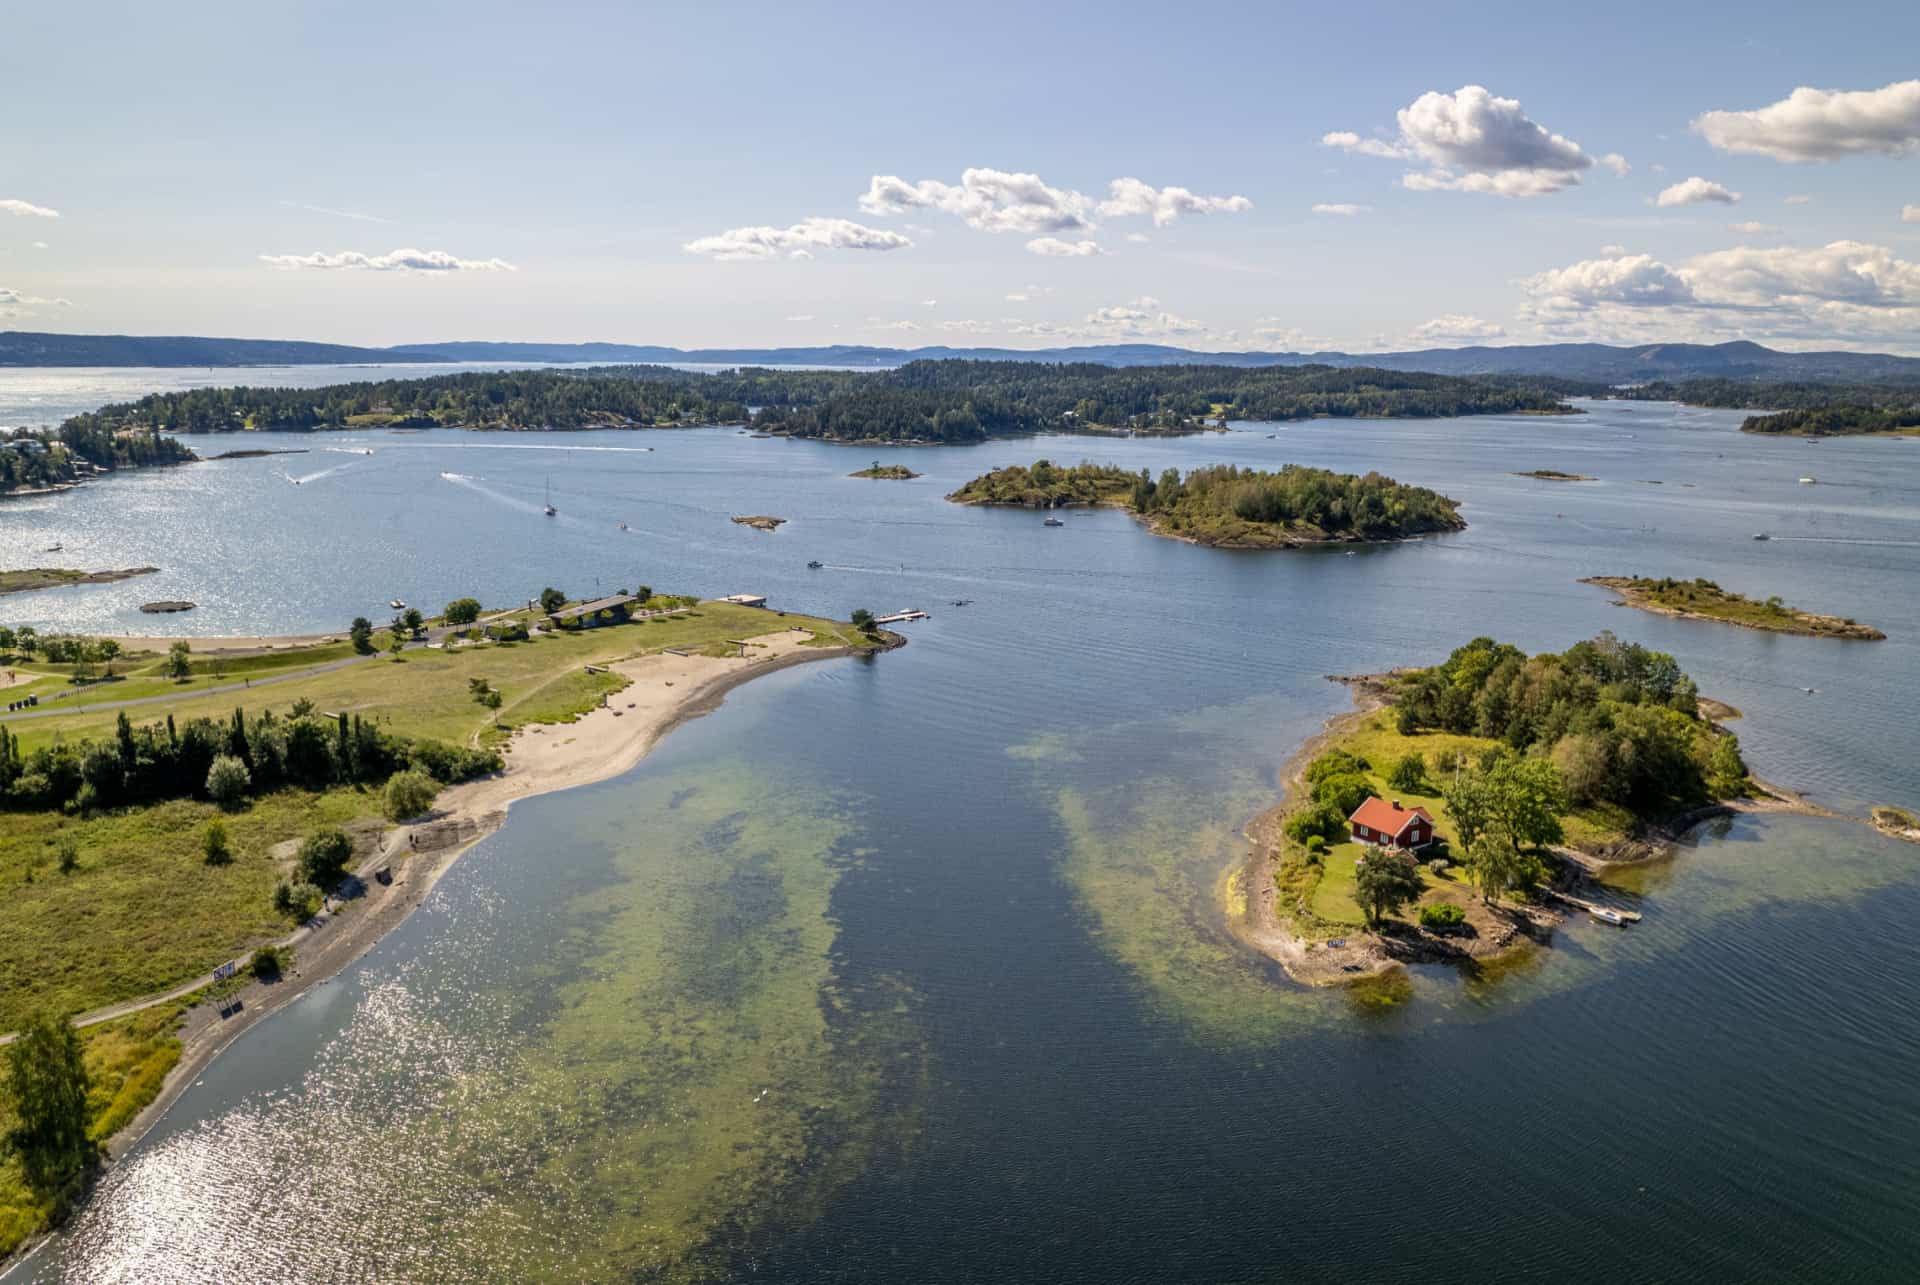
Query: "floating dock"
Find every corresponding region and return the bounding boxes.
[873,609,929,624]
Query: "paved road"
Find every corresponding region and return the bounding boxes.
[0,651,376,722]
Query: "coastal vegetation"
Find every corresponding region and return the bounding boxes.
[1513,469,1594,481]
[1739,404,1920,436]
[1267,633,1751,952]
[1609,379,1920,436]
[0,424,193,497]
[49,360,1585,446]
[848,461,920,478]
[731,514,786,530]
[1583,576,1884,639]
[0,568,158,597]
[947,459,1137,507]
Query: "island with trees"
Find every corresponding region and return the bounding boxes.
[848,462,921,479]
[1607,379,1920,436]
[1513,469,1595,481]
[951,460,1466,547]
[48,360,1590,448]
[1583,576,1884,640]
[1234,632,1779,987]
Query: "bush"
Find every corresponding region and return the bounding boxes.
[407,739,501,784]
[273,880,322,920]
[56,840,79,875]
[250,946,282,979]
[1305,749,1370,788]
[1304,834,1326,856]
[202,818,232,866]
[1284,802,1348,846]
[383,770,438,822]
[1419,902,1467,929]
[296,828,355,887]
[1312,771,1371,818]
[206,754,252,810]
[1387,751,1428,793]
[444,597,482,626]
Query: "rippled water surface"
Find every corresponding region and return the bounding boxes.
[5,377,1920,1282]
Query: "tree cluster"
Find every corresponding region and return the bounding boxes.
[1130,463,1465,542]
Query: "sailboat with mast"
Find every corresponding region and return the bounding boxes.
[544,476,557,517]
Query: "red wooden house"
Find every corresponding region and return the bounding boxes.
[1348,796,1435,850]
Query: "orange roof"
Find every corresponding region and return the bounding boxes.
[1348,796,1433,837]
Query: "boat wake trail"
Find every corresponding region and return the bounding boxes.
[282,462,358,485]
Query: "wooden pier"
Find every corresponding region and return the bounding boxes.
[1546,888,1642,922]
[873,609,929,624]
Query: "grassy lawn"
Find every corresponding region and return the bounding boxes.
[0,788,375,1031]
[0,1002,187,1258]
[9,602,853,755]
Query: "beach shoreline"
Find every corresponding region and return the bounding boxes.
[87,629,894,1164]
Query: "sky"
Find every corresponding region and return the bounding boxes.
[4,0,1920,353]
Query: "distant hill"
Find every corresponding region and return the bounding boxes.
[8,331,1920,384]
[0,330,449,368]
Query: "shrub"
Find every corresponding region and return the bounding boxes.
[444,597,482,626]
[206,754,252,810]
[1284,802,1348,846]
[1305,834,1326,856]
[202,818,232,866]
[56,840,79,875]
[1387,752,1428,793]
[250,946,282,979]
[407,739,501,784]
[1419,902,1467,929]
[1305,749,1370,788]
[274,880,322,920]
[1312,771,1371,818]
[383,770,438,822]
[296,828,354,887]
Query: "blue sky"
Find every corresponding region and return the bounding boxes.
[4,0,1920,351]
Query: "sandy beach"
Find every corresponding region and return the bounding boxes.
[100,627,891,1160]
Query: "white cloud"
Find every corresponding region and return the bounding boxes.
[1003,296,1215,343]
[1096,177,1252,226]
[784,314,814,322]
[259,247,516,271]
[1784,194,1813,205]
[1252,323,1334,351]
[1729,220,1777,235]
[1903,205,1920,224]
[938,319,996,334]
[31,241,47,250]
[1519,240,1920,346]
[920,298,939,307]
[1310,202,1369,216]
[788,249,813,260]
[1694,79,1920,162]
[1600,243,1629,256]
[1025,236,1103,257]
[874,320,921,332]
[1599,153,1631,176]
[0,199,59,219]
[682,217,911,261]
[860,168,1093,235]
[1330,85,1596,198]
[0,286,73,316]
[1004,284,1053,303]
[1320,131,1407,159]
[1407,313,1506,344]
[277,200,387,224]
[1655,176,1741,207]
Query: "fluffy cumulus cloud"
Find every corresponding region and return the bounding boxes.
[1310,202,1369,216]
[1729,221,1776,235]
[859,168,1093,235]
[1252,322,1335,351]
[1082,296,1207,338]
[1095,177,1251,226]
[682,217,911,261]
[260,247,516,272]
[1025,236,1103,257]
[0,198,59,218]
[1599,153,1631,176]
[1328,86,1597,197]
[1519,240,1920,346]
[1407,314,1506,344]
[1903,205,1920,224]
[1655,176,1741,207]
[1694,79,1920,162]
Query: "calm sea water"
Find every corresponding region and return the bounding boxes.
[5,376,1920,1282]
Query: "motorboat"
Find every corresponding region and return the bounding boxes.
[1752,532,1770,541]
[389,599,406,610]
[1799,476,1816,484]
[807,560,823,569]
[1591,907,1626,926]
[1043,515,1065,527]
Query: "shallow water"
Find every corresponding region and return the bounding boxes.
[6,388,1920,1281]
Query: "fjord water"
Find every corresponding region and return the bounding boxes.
[5,391,1920,1281]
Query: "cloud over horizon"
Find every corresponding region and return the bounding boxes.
[1655,177,1742,207]
[683,218,912,261]
[0,199,60,219]
[260,248,517,272]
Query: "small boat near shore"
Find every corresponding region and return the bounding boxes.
[389,598,406,610]
[1591,907,1627,927]
[1043,515,1064,527]
[1753,532,1771,541]
[807,560,823,569]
